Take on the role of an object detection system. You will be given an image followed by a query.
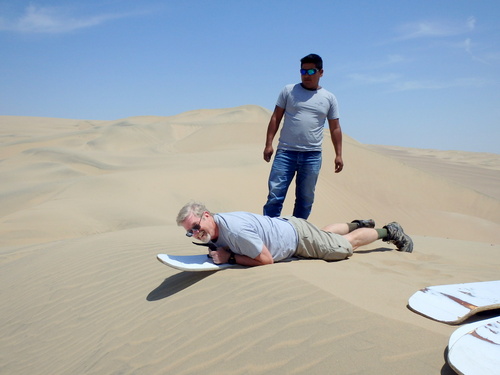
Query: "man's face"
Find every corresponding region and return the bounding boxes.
[300,62,323,90]
[182,212,212,243]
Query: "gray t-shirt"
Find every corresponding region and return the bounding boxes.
[276,83,339,152]
[212,212,298,262]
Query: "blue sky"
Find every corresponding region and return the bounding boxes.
[1,0,499,153]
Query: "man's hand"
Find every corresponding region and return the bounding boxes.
[263,106,284,163]
[210,246,274,266]
[209,248,231,264]
[263,145,274,162]
[335,155,344,173]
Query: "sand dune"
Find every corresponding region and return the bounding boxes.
[1,106,499,374]
[367,144,500,200]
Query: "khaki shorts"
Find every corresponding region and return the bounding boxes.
[286,217,353,261]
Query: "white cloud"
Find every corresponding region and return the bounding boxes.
[483,51,500,62]
[391,77,487,92]
[464,38,472,54]
[348,73,401,85]
[395,17,477,41]
[466,16,476,31]
[461,38,490,64]
[0,4,133,33]
[338,55,409,73]
[387,54,406,64]
[348,72,488,92]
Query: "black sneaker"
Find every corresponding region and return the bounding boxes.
[351,219,375,228]
[383,222,413,253]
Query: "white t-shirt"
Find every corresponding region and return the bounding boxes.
[276,83,339,152]
[212,212,298,262]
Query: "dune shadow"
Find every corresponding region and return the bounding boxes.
[147,271,216,301]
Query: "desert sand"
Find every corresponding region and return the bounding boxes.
[1,105,499,374]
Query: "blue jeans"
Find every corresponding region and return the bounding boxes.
[263,150,322,219]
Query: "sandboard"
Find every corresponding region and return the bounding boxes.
[448,316,500,349]
[408,280,500,324]
[157,254,238,272]
[447,317,500,375]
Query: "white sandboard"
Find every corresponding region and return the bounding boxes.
[447,317,500,375]
[157,254,238,272]
[448,316,500,349]
[408,280,500,324]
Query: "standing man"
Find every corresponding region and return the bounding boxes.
[263,53,343,219]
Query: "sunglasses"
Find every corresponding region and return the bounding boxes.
[186,213,204,237]
[300,68,319,76]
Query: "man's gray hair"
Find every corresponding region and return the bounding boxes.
[176,201,211,226]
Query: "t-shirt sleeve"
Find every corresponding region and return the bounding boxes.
[230,227,263,259]
[327,94,339,119]
[276,86,289,109]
